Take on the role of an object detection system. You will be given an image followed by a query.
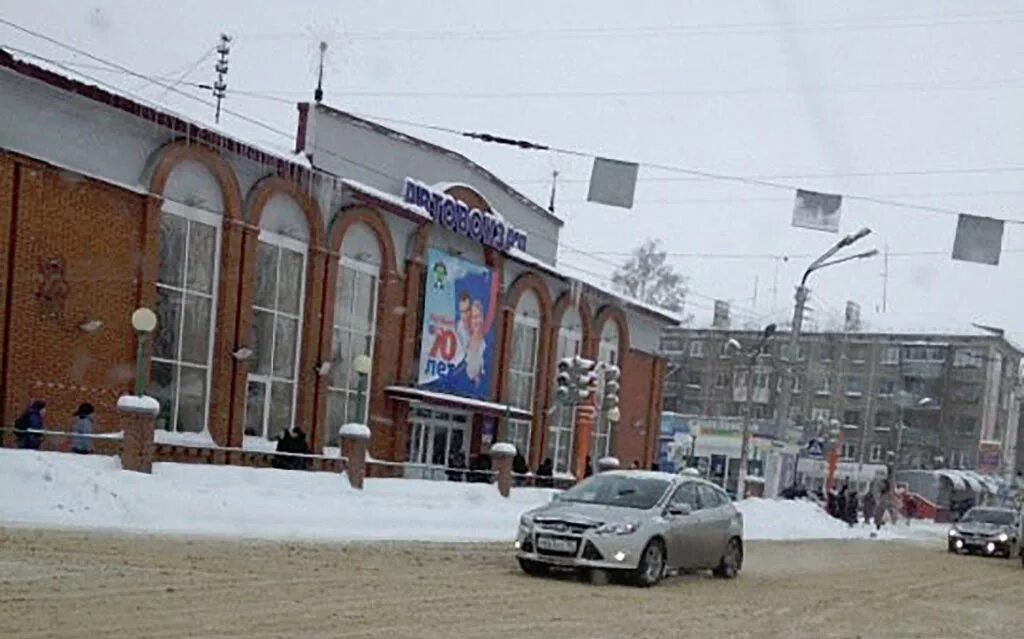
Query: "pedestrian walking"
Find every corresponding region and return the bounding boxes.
[14,400,46,450]
[845,490,859,526]
[512,453,529,486]
[862,490,876,527]
[535,457,554,488]
[70,403,95,454]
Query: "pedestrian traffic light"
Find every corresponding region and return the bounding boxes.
[601,364,620,410]
[575,356,598,402]
[555,357,574,405]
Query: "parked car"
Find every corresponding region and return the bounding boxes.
[514,470,744,587]
[947,507,1020,558]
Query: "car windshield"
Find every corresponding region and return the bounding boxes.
[559,474,670,510]
[961,509,1015,526]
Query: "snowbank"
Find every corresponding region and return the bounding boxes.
[0,450,943,544]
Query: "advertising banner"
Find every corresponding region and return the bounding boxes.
[417,248,499,399]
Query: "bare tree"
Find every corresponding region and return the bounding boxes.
[611,239,690,317]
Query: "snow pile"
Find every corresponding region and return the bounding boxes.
[0,450,943,544]
[737,498,944,542]
[0,450,556,542]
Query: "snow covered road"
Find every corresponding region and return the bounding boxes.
[1,528,1020,639]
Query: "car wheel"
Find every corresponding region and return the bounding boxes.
[713,537,743,579]
[947,542,958,554]
[633,539,666,587]
[517,558,548,577]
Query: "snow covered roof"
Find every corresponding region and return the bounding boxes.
[302,103,563,228]
[341,178,433,223]
[0,48,314,186]
[384,386,532,420]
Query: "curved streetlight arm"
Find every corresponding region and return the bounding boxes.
[801,228,873,286]
[814,249,880,271]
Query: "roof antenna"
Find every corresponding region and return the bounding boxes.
[547,168,559,213]
[314,41,327,103]
[212,33,231,123]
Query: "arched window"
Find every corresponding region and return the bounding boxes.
[324,222,381,445]
[245,195,309,442]
[545,306,582,475]
[593,320,621,458]
[152,161,223,434]
[505,289,541,458]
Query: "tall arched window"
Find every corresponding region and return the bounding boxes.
[245,195,309,442]
[324,223,381,446]
[506,289,541,458]
[593,320,621,458]
[545,306,582,475]
[152,162,223,435]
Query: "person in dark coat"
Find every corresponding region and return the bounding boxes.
[835,484,849,522]
[70,403,95,454]
[845,490,859,526]
[469,454,492,483]
[447,449,467,482]
[535,457,554,488]
[273,426,310,470]
[862,490,877,527]
[583,456,594,478]
[512,453,529,486]
[14,400,46,450]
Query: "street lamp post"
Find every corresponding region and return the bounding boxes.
[775,229,877,438]
[130,308,158,396]
[729,324,777,500]
[352,354,372,424]
[893,395,933,473]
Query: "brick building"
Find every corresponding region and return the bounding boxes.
[662,326,1024,476]
[0,50,675,474]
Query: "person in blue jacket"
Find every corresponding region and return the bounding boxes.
[14,400,46,450]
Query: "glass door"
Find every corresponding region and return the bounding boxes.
[405,408,470,480]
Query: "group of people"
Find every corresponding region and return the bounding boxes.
[823,479,915,529]
[9,400,96,454]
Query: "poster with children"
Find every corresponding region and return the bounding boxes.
[417,248,499,399]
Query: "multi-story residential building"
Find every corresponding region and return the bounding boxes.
[662,327,1024,476]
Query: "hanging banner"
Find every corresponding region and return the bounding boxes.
[587,157,639,209]
[952,213,1004,266]
[417,248,499,399]
[792,189,842,233]
[712,300,730,328]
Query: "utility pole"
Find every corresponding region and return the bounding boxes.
[774,229,876,440]
[732,324,776,500]
[314,41,327,103]
[547,169,559,214]
[882,243,889,313]
[212,33,231,124]
[775,285,808,436]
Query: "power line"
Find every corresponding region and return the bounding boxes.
[235,9,1024,42]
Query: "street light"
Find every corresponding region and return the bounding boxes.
[776,228,877,437]
[130,307,157,396]
[353,354,372,424]
[892,395,934,474]
[728,323,777,499]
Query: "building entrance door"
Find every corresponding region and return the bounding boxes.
[405,407,470,480]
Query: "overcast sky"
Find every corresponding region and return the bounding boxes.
[3,0,1024,338]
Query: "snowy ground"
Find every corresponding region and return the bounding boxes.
[0,450,945,543]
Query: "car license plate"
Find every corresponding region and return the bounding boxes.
[536,536,577,553]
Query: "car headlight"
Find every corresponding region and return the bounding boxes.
[997,532,1009,543]
[948,529,960,537]
[595,522,640,535]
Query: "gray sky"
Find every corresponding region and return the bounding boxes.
[3,0,1024,338]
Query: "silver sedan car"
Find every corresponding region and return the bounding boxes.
[515,470,744,586]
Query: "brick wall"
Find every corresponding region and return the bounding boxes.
[1,152,146,436]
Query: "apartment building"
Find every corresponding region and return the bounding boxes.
[662,327,1024,476]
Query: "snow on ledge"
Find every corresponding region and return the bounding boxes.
[339,423,371,440]
[116,394,160,415]
[490,442,516,457]
[598,456,621,468]
[154,429,216,448]
[242,435,279,453]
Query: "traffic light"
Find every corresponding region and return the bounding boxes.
[555,357,574,405]
[576,356,598,402]
[602,364,621,422]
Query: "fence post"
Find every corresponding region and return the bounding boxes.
[340,423,370,490]
[117,395,159,474]
[491,442,516,498]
